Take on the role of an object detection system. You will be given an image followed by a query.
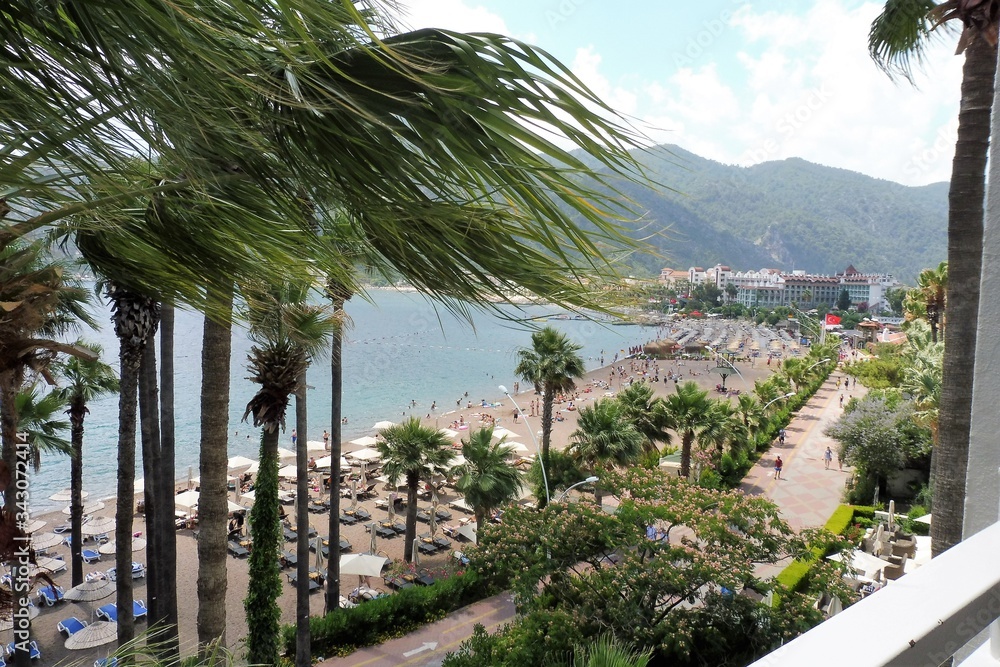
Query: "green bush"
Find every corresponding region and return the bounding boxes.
[288,570,495,658]
[824,505,856,536]
[774,559,813,593]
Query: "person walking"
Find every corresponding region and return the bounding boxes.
[323,429,330,449]
[778,428,786,446]
[774,456,783,480]
[824,447,833,470]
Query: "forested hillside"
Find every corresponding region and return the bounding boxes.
[605,145,947,283]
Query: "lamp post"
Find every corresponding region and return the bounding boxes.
[556,475,598,503]
[499,385,549,506]
[705,344,749,392]
[807,358,832,372]
[762,392,796,411]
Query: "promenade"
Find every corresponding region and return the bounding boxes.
[320,370,861,667]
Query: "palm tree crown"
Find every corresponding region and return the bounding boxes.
[453,427,524,528]
[569,399,643,505]
[661,382,722,479]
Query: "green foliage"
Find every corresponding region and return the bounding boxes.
[245,431,283,666]
[528,449,585,500]
[292,571,492,657]
[844,357,907,388]
[837,289,852,311]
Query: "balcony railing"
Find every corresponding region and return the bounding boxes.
[750,520,1000,666]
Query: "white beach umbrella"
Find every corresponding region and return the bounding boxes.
[457,522,478,544]
[340,553,389,578]
[22,518,46,533]
[504,441,530,453]
[49,489,88,502]
[98,537,146,555]
[276,447,296,461]
[63,578,115,602]
[278,465,298,480]
[65,620,118,649]
[369,523,377,555]
[349,447,381,462]
[888,500,896,531]
[491,427,515,440]
[62,501,105,516]
[386,498,395,523]
[81,516,116,536]
[314,456,332,469]
[350,480,358,512]
[227,455,256,471]
[372,420,396,431]
[349,436,378,447]
[29,532,62,551]
[412,538,421,566]
[429,505,438,539]
[439,428,459,439]
[0,604,38,631]
[314,537,325,571]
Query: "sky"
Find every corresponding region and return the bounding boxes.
[393,0,965,187]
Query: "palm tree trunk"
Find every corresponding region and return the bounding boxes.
[539,383,554,509]
[933,37,996,556]
[246,428,283,666]
[138,341,162,641]
[405,472,419,562]
[157,303,179,653]
[116,342,140,650]
[197,290,233,654]
[294,371,310,667]
[324,307,345,614]
[69,397,85,587]
[0,371,30,667]
[680,432,694,479]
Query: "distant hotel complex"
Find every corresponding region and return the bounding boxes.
[659,264,899,311]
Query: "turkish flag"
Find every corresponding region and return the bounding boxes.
[825,314,841,326]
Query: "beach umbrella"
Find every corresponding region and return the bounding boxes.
[369,523,377,555]
[227,455,256,471]
[412,538,421,566]
[372,420,396,431]
[63,578,115,602]
[82,516,116,536]
[276,447,296,461]
[65,620,118,649]
[49,489,88,502]
[888,500,896,532]
[29,532,62,551]
[360,464,368,490]
[278,464,298,480]
[22,519,46,534]
[314,537,325,571]
[349,436,378,447]
[62,501,105,516]
[429,503,438,539]
[458,522,478,544]
[386,498,395,523]
[0,604,39,631]
[98,537,146,555]
[350,447,381,462]
[350,480,358,512]
[340,553,389,578]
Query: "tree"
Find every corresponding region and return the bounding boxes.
[54,344,119,587]
[724,283,738,304]
[453,427,525,528]
[515,327,586,507]
[660,382,722,479]
[568,400,643,505]
[614,382,671,455]
[570,638,652,667]
[836,289,851,311]
[870,0,998,555]
[378,418,454,562]
[885,286,908,316]
[917,262,948,343]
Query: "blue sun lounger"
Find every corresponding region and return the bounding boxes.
[57,617,88,637]
[5,641,41,660]
[81,549,101,564]
[38,585,65,606]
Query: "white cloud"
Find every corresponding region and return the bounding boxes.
[392,0,511,34]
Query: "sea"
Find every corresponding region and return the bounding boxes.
[28,288,651,514]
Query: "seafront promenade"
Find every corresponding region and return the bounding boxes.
[321,370,860,667]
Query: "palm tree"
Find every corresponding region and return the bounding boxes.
[915,262,948,343]
[870,0,998,555]
[242,280,332,666]
[54,345,119,587]
[377,418,453,562]
[453,427,524,528]
[106,283,160,651]
[614,382,671,455]
[515,327,585,508]
[14,386,71,468]
[661,382,723,479]
[570,636,652,667]
[324,276,353,615]
[568,400,643,505]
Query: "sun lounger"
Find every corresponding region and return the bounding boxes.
[96,601,147,623]
[280,550,297,568]
[57,617,88,637]
[133,599,147,620]
[37,585,64,606]
[82,549,101,564]
[339,538,351,552]
[339,513,357,525]
[107,562,145,581]
[227,541,250,558]
[95,658,118,667]
[282,526,297,541]
[5,641,40,661]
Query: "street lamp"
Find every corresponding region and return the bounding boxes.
[705,344,749,392]
[762,392,796,411]
[499,385,550,505]
[806,357,832,372]
[556,475,599,503]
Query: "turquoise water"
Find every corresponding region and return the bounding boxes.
[29,290,650,513]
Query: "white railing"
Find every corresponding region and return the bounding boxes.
[750,520,1000,666]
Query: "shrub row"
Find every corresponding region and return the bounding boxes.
[774,504,866,594]
[283,570,495,658]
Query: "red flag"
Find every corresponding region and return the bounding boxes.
[825,314,841,326]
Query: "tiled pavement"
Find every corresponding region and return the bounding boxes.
[741,372,866,530]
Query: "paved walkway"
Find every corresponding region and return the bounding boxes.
[320,372,862,666]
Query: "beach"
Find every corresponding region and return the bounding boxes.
[20,346,785,665]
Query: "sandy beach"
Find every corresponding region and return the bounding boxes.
[22,351,780,664]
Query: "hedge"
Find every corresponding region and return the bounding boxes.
[283,570,495,658]
[774,504,864,594]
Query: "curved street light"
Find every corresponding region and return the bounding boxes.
[705,344,749,392]
[556,475,599,503]
[806,357,832,372]
[762,392,796,411]
[499,385,550,506]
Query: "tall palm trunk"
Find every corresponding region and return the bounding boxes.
[0,369,30,667]
[157,303,179,652]
[138,340,161,643]
[294,370,310,667]
[246,428,282,666]
[325,291,348,614]
[68,393,86,587]
[404,471,419,562]
[197,289,233,654]
[538,383,554,509]
[109,285,159,652]
[680,431,695,479]
[933,38,996,556]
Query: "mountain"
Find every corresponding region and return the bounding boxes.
[599,144,948,283]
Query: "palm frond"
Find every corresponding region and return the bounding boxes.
[869,0,942,83]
